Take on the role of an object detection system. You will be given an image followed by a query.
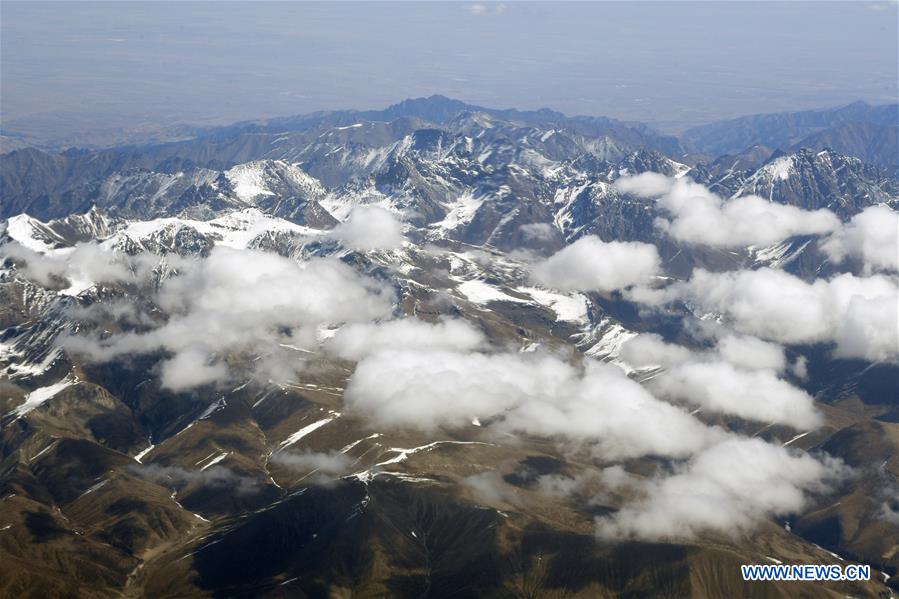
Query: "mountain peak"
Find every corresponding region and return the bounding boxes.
[381,95,479,123]
[380,96,570,126]
[839,99,871,110]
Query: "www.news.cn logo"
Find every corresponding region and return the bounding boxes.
[742,563,871,582]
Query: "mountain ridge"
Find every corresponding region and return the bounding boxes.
[682,100,899,159]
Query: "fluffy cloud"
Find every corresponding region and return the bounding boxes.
[63,246,394,390]
[331,205,405,251]
[519,222,559,242]
[715,334,787,372]
[621,333,787,373]
[877,482,899,525]
[463,3,507,16]
[620,334,819,429]
[619,334,693,370]
[616,173,896,273]
[820,204,899,273]
[659,178,839,247]
[345,350,720,460]
[68,300,158,328]
[325,318,485,361]
[134,463,261,495]
[535,467,624,500]
[0,240,157,294]
[269,450,353,475]
[530,235,660,293]
[650,361,821,429]
[615,175,841,248]
[675,268,898,362]
[596,437,845,541]
[158,348,229,391]
[463,471,519,504]
[613,172,674,198]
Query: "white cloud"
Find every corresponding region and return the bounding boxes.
[621,333,787,374]
[616,174,896,273]
[536,466,629,501]
[618,333,693,370]
[675,268,898,363]
[519,222,558,242]
[863,2,896,12]
[596,437,846,541]
[649,361,821,429]
[613,172,674,198]
[876,482,899,525]
[345,350,720,460]
[269,450,352,475]
[463,471,518,504]
[63,246,394,389]
[325,318,485,361]
[331,205,405,251]
[791,355,809,380]
[0,240,158,294]
[620,334,819,429]
[820,204,899,273]
[659,178,840,247]
[715,334,787,372]
[158,348,229,391]
[134,463,261,495]
[463,3,507,16]
[530,235,660,293]
[614,175,841,248]
[68,300,158,328]
[345,349,557,431]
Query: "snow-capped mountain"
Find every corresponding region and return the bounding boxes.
[695,148,899,218]
[1,97,898,598]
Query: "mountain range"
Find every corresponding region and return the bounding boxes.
[1,96,897,598]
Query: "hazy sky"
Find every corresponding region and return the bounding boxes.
[2,1,897,134]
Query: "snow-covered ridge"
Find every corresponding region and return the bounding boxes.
[5,215,61,252]
[750,239,812,269]
[4,208,326,256]
[225,160,325,202]
[109,208,325,251]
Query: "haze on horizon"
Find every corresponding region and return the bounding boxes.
[2,0,897,141]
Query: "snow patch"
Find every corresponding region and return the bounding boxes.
[77,479,109,499]
[768,156,795,181]
[224,160,321,202]
[751,240,811,269]
[113,208,321,251]
[5,215,58,252]
[584,321,638,361]
[134,444,156,463]
[432,193,484,232]
[11,376,74,417]
[198,397,226,420]
[278,416,337,450]
[352,441,495,483]
[782,431,811,447]
[457,280,528,305]
[519,286,588,323]
[200,452,231,471]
